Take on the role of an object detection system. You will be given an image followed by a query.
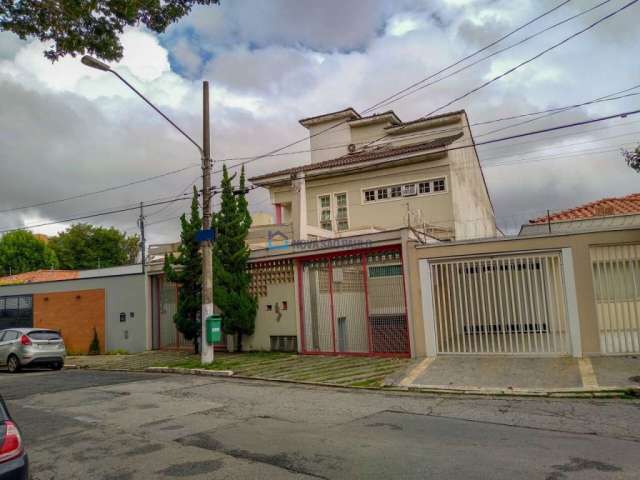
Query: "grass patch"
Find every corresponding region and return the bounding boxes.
[349,378,383,388]
[168,352,294,371]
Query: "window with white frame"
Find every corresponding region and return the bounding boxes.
[362,177,446,203]
[319,195,332,230]
[335,193,349,231]
[364,190,376,202]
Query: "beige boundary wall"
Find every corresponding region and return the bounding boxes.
[405,227,640,357]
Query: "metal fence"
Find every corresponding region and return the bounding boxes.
[427,252,570,355]
[590,243,640,354]
[299,248,410,356]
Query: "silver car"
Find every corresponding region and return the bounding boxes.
[0,328,66,373]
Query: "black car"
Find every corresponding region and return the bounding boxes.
[0,396,28,480]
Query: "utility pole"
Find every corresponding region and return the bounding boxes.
[80,56,216,363]
[201,81,215,364]
[138,202,146,273]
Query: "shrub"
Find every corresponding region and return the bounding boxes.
[88,328,100,355]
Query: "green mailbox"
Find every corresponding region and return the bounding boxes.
[205,315,222,344]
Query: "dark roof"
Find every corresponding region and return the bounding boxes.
[530,193,640,224]
[385,110,465,130]
[250,132,463,182]
[299,107,360,126]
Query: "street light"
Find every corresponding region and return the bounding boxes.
[81,55,215,364]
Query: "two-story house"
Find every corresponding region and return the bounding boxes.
[249,108,497,243]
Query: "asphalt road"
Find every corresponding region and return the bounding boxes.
[1,369,640,479]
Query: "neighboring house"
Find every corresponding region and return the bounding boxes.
[0,265,147,354]
[520,192,640,235]
[249,108,497,243]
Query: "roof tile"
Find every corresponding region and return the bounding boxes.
[530,193,640,224]
[250,132,463,182]
[0,269,79,285]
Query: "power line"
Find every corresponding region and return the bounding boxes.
[210,2,579,176]
[361,0,639,151]
[0,196,192,234]
[211,87,640,165]
[260,108,640,187]
[370,0,610,111]
[0,163,199,215]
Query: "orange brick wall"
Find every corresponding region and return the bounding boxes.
[33,289,105,354]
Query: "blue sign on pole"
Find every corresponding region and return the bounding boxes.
[196,229,216,242]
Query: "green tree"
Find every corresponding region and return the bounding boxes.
[164,187,202,352]
[623,145,640,173]
[213,165,256,352]
[0,0,219,62]
[49,224,140,270]
[0,230,58,275]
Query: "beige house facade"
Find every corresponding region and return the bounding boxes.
[238,226,639,358]
[250,108,497,244]
[144,108,639,360]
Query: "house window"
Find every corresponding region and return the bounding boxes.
[364,190,376,202]
[369,264,403,278]
[363,177,446,204]
[402,184,417,196]
[335,193,349,231]
[0,295,33,329]
[319,195,332,230]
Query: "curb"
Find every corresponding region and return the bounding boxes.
[145,367,233,377]
[402,384,640,398]
[64,365,640,398]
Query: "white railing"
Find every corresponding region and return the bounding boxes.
[591,243,640,354]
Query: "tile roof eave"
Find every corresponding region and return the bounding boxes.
[249,132,463,184]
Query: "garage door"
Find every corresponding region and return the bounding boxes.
[423,252,571,355]
[591,243,640,354]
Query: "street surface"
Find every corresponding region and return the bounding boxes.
[1,369,640,479]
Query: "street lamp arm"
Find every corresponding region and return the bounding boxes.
[109,70,203,154]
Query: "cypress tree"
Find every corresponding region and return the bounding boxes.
[213,165,257,352]
[164,186,203,353]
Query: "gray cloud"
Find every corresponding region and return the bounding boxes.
[1,0,639,246]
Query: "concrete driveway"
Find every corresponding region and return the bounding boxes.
[391,356,640,394]
[2,369,640,479]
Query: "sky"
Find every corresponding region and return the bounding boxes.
[0,0,639,245]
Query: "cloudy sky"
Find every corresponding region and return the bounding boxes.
[0,0,639,244]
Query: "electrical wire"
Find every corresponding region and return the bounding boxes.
[0,163,199,215]
[0,196,192,234]
[209,1,581,176]
[359,0,639,151]
[369,0,611,112]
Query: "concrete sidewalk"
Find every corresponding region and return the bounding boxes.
[387,356,640,396]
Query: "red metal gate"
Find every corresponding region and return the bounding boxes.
[298,247,410,357]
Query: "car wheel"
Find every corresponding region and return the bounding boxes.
[51,361,63,371]
[7,355,21,373]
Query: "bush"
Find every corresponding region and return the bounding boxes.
[88,328,100,355]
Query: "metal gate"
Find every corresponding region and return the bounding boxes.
[299,248,410,356]
[426,252,570,355]
[590,243,640,354]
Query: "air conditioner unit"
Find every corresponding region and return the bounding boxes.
[402,184,417,197]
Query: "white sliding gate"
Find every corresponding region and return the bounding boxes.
[590,243,640,354]
[423,252,571,355]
